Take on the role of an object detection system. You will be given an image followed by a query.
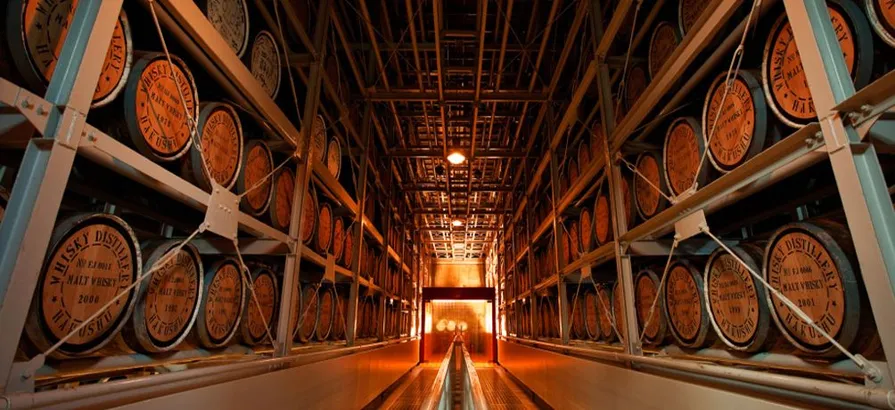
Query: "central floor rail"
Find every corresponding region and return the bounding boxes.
[421,336,489,410]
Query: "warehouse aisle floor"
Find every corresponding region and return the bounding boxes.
[375,363,541,409]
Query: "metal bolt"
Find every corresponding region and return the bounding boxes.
[21,100,33,110]
[846,111,860,124]
[87,133,96,142]
[860,104,873,115]
[36,106,46,116]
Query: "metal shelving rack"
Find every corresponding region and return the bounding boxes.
[0,0,420,398]
[495,0,895,407]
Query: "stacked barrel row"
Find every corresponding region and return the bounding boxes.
[559,218,879,358]
[532,240,557,284]
[16,212,355,360]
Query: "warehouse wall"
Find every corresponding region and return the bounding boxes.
[497,340,796,410]
[114,340,419,410]
[432,262,484,287]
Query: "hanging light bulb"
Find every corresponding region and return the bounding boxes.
[452,219,463,227]
[447,151,466,165]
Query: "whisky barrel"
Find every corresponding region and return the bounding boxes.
[624,65,649,112]
[577,139,592,171]
[583,289,600,340]
[539,297,558,338]
[570,292,585,339]
[611,282,626,342]
[369,298,380,337]
[579,208,594,252]
[332,217,346,262]
[326,137,342,179]
[591,121,606,162]
[867,0,895,47]
[238,140,274,216]
[705,244,777,352]
[197,0,249,58]
[297,283,319,343]
[598,285,616,341]
[763,220,877,356]
[568,220,581,261]
[123,241,202,353]
[342,224,354,267]
[240,266,278,346]
[6,1,133,108]
[678,0,710,36]
[762,0,873,128]
[310,115,327,164]
[194,258,245,348]
[594,184,613,245]
[702,70,771,173]
[635,269,668,346]
[121,52,199,162]
[316,202,334,254]
[331,287,348,340]
[663,260,715,348]
[269,167,296,231]
[247,30,282,99]
[621,174,637,229]
[648,21,681,79]
[182,102,244,190]
[633,152,668,221]
[567,157,580,189]
[25,213,141,358]
[316,285,335,341]
[663,117,708,197]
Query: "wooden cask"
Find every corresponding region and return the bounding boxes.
[611,282,626,342]
[678,0,710,36]
[648,21,681,79]
[247,30,282,99]
[6,0,132,108]
[332,217,346,262]
[342,226,354,268]
[123,241,202,353]
[198,0,250,58]
[663,260,715,348]
[240,266,279,346]
[182,102,244,191]
[25,213,141,358]
[326,137,342,179]
[194,258,245,348]
[621,174,637,229]
[298,184,317,242]
[570,292,585,339]
[577,139,592,171]
[702,70,772,173]
[635,269,668,346]
[330,287,348,340]
[539,297,558,338]
[705,244,777,352]
[310,115,328,164]
[663,117,708,197]
[867,0,895,47]
[591,121,607,162]
[316,202,334,254]
[269,167,296,231]
[567,157,580,189]
[598,285,616,341]
[762,0,873,128]
[594,184,613,246]
[238,140,274,216]
[624,65,649,112]
[297,283,318,343]
[583,290,600,340]
[579,208,594,252]
[121,52,199,162]
[568,220,581,261]
[633,152,668,221]
[763,220,877,356]
[316,285,335,341]
[358,298,372,338]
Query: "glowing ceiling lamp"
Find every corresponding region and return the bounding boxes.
[453,242,466,250]
[452,219,463,227]
[447,151,466,165]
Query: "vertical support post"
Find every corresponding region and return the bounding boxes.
[0,0,123,392]
[347,104,373,346]
[783,0,895,384]
[275,0,332,357]
[591,0,641,357]
[549,147,570,344]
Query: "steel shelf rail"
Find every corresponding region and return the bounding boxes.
[500,336,893,409]
[78,123,291,243]
[561,242,615,276]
